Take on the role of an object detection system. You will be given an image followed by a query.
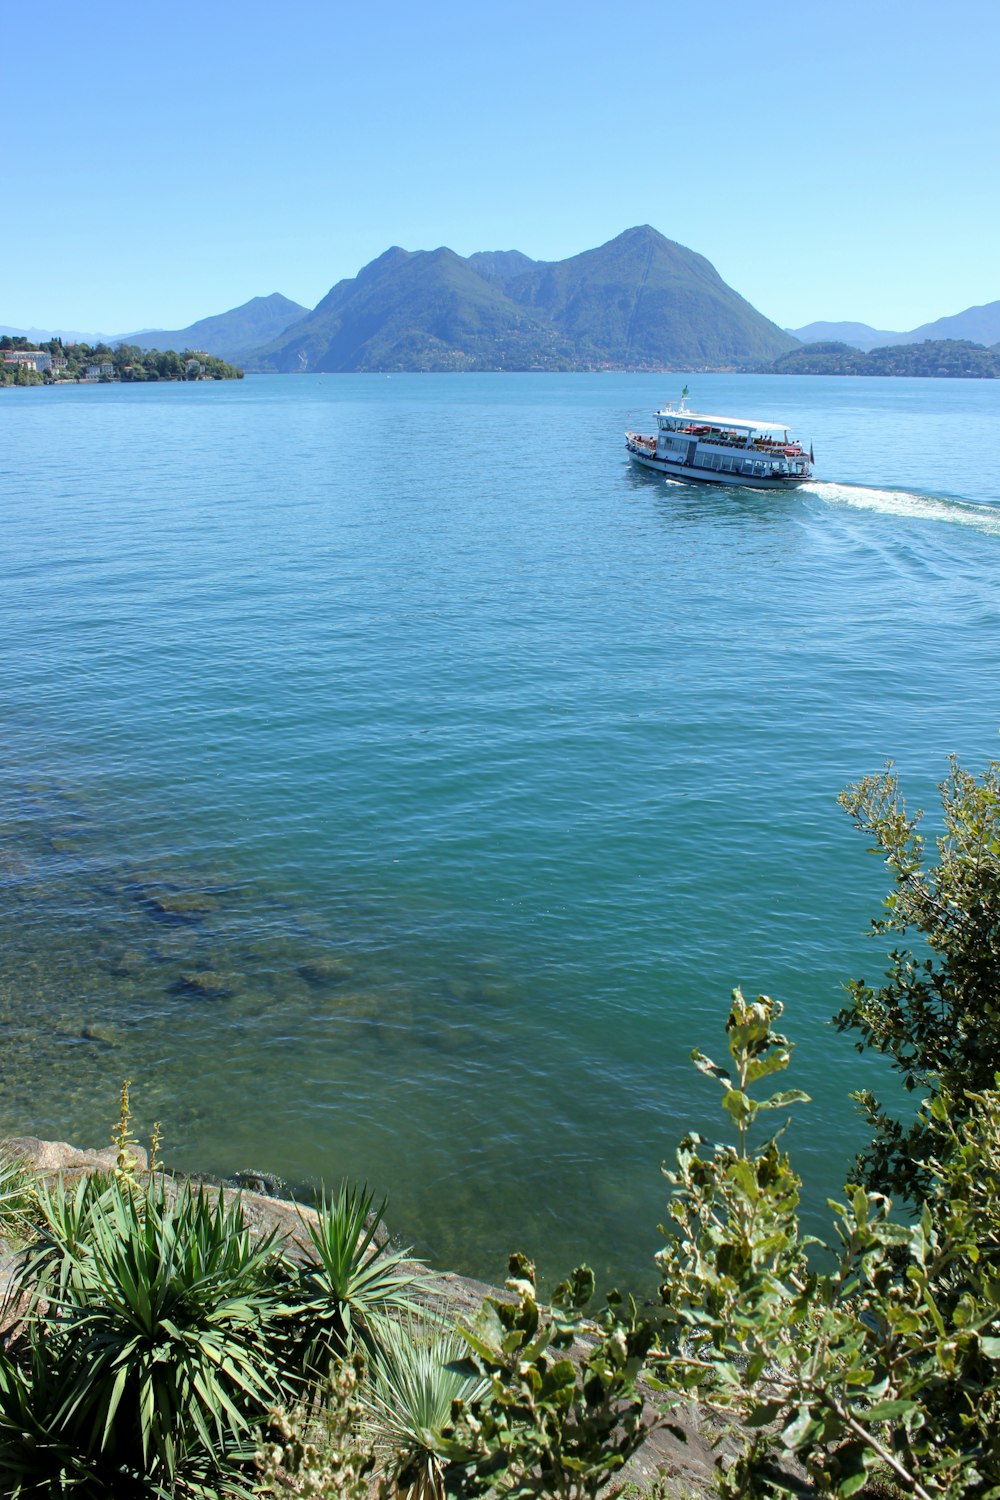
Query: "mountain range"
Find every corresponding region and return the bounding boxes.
[7,229,998,371]
[789,301,1000,353]
[251,227,797,372]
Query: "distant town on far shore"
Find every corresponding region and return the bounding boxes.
[0,339,242,386]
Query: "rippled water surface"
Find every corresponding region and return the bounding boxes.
[3,372,999,1287]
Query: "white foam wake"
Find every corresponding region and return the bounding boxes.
[803,481,1000,537]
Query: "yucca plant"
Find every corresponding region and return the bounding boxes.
[20,1170,114,1305]
[0,1144,39,1246]
[290,1183,426,1379]
[0,1332,107,1495]
[364,1319,488,1500]
[3,1176,300,1495]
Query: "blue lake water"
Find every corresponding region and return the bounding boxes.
[2,371,999,1288]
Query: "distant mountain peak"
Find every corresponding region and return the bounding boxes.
[617,223,662,241]
[113,292,308,364]
[362,246,411,271]
[601,224,676,253]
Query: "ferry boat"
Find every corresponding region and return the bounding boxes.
[626,391,813,490]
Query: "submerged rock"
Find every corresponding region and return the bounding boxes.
[174,971,239,1000]
[80,1023,122,1048]
[145,890,220,923]
[108,949,147,977]
[297,956,353,987]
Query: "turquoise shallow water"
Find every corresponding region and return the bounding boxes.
[2,371,999,1288]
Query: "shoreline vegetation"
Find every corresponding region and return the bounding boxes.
[2,753,1000,1496]
[0,334,243,386]
[5,330,1000,384]
[766,335,1000,378]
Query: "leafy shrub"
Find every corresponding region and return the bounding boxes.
[440,1256,655,1499]
[654,990,1000,1498]
[837,757,1000,1201]
[256,1359,375,1499]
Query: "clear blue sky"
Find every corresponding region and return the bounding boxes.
[3,0,997,335]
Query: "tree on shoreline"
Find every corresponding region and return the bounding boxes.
[835,756,1000,1201]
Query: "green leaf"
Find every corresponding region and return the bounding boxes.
[745,1050,791,1085]
[863,1398,919,1421]
[721,1089,754,1124]
[759,1089,811,1111]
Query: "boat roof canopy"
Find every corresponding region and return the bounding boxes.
[658,409,789,433]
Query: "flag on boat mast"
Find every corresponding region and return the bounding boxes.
[681,384,689,398]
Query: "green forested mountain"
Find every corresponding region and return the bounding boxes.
[116,293,308,365]
[251,246,569,372]
[252,227,797,372]
[502,226,796,367]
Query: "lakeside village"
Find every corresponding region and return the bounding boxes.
[0,335,243,385]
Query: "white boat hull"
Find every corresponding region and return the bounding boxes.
[627,446,808,491]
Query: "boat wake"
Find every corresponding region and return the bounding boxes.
[804,481,1000,537]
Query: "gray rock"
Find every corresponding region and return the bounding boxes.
[7,1136,148,1174]
[229,1170,287,1198]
